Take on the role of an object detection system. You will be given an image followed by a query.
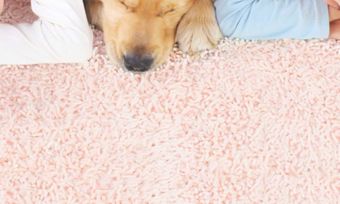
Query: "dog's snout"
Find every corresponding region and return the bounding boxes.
[123,54,154,72]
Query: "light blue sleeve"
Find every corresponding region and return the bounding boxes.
[214,0,329,40]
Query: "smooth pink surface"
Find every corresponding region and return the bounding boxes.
[0,1,340,203]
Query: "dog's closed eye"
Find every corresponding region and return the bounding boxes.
[157,8,176,17]
[119,0,134,11]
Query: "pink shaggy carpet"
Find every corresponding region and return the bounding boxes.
[0,1,339,203]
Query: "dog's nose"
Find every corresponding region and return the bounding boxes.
[123,54,154,72]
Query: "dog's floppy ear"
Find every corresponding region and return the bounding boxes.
[176,0,222,54]
[84,0,103,30]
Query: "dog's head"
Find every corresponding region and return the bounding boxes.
[95,0,195,72]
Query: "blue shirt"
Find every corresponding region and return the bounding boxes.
[214,0,329,40]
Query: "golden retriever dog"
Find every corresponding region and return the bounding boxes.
[83,0,222,72]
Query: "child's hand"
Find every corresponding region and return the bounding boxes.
[327,0,340,9]
[0,0,4,14]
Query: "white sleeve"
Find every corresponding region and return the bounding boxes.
[0,0,93,65]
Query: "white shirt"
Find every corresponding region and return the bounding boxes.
[0,0,93,65]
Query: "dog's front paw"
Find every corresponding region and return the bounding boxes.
[176,4,223,54]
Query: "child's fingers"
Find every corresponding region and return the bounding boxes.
[0,0,4,14]
[327,0,340,9]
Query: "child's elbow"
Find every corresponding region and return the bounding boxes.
[55,30,94,63]
[71,43,93,63]
[68,35,93,62]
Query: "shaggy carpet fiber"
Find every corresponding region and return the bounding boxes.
[0,1,339,203]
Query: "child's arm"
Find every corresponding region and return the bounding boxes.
[215,0,329,40]
[0,0,93,65]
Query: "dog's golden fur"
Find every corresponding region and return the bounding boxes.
[84,0,222,71]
